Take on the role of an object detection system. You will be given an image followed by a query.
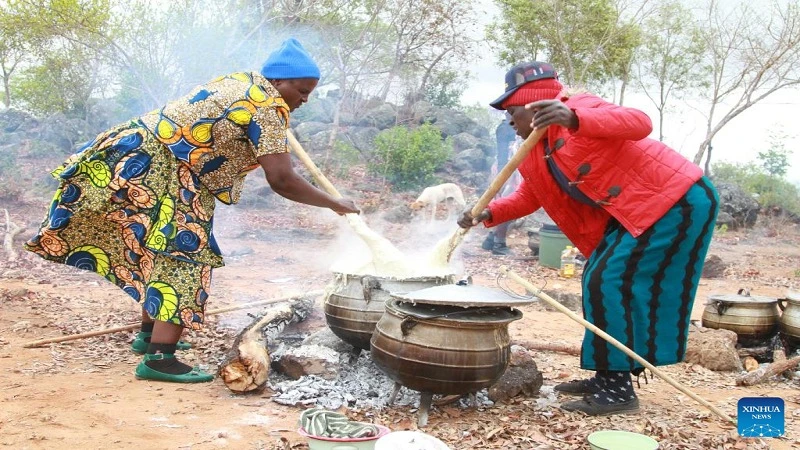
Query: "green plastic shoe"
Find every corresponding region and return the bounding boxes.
[134,353,213,383]
[131,332,192,354]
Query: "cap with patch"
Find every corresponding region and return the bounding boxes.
[489,62,558,110]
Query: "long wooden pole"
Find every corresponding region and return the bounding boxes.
[286,131,343,198]
[22,290,323,348]
[500,266,736,425]
[441,126,548,262]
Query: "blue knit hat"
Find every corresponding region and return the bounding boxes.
[260,38,320,80]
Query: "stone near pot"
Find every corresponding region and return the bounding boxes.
[324,273,454,350]
[778,291,800,347]
[701,289,780,343]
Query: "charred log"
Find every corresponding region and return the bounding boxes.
[219,294,315,393]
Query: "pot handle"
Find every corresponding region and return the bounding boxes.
[361,276,381,304]
[778,298,788,312]
[714,300,730,316]
[400,316,419,337]
[737,288,750,296]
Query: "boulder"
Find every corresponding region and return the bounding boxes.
[342,126,380,154]
[457,148,488,171]
[702,254,728,279]
[451,132,480,153]
[293,96,335,123]
[357,104,396,129]
[430,108,474,137]
[684,325,743,372]
[488,345,544,403]
[0,108,39,133]
[713,181,760,229]
[293,121,330,140]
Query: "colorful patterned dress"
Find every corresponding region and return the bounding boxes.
[25,72,291,329]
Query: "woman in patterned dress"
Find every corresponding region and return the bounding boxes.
[25,38,358,383]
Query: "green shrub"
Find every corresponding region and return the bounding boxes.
[324,139,363,178]
[368,123,452,190]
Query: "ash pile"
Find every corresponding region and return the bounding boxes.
[266,328,550,412]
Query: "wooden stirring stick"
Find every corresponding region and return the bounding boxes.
[437,126,548,263]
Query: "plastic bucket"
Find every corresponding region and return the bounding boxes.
[538,224,572,268]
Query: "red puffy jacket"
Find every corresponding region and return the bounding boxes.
[485,93,703,256]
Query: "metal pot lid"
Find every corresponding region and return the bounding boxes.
[786,291,800,301]
[708,291,777,304]
[392,283,535,307]
[390,300,521,322]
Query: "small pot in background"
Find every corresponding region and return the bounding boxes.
[701,289,780,343]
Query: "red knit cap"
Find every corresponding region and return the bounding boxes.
[502,78,564,109]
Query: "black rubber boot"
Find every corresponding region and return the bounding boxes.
[492,242,511,255]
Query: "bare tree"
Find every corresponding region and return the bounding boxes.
[377,0,475,103]
[693,0,800,167]
[0,6,28,108]
[634,0,706,141]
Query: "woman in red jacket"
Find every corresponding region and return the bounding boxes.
[458,62,719,416]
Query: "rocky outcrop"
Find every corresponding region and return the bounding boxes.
[713,181,760,229]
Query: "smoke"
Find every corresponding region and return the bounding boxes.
[326,208,466,278]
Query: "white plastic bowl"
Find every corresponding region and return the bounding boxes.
[298,424,391,450]
[588,430,658,450]
[375,431,451,450]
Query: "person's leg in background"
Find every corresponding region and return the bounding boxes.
[491,221,511,255]
[481,220,511,255]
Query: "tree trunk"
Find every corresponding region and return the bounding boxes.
[3,75,10,108]
[325,78,347,165]
[704,143,713,176]
[218,294,316,393]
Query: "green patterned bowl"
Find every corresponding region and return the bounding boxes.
[298,425,391,450]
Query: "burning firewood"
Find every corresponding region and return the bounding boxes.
[219,294,316,393]
[735,355,800,386]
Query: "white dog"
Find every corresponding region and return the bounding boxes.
[409,183,466,223]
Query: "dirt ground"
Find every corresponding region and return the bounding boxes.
[1,196,799,450]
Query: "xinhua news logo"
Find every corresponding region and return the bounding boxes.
[737,397,784,438]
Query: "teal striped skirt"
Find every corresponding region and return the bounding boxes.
[580,177,719,371]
